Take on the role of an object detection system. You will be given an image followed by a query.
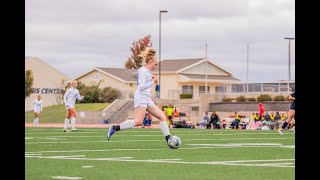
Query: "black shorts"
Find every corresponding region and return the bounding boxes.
[168,115,173,120]
[290,101,295,110]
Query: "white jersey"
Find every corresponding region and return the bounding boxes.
[33,99,43,113]
[63,87,82,108]
[135,66,155,97]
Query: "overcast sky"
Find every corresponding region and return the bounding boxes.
[26,0,295,83]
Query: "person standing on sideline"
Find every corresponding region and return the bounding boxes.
[63,80,84,132]
[259,103,264,120]
[278,92,295,134]
[166,104,174,128]
[33,95,43,127]
[155,84,160,98]
[107,48,172,147]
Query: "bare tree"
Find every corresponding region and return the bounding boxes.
[125,35,152,69]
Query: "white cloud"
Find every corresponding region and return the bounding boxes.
[26,0,295,82]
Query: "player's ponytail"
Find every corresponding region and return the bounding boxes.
[139,47,156,65]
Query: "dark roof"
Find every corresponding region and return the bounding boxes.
[97,67,137,82]
[155,58,204,71]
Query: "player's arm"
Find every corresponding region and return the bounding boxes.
[138,71,156,91]
[76,90,84,101]
[288,95,295,101]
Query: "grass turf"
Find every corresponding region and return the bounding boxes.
[25,128,295,180]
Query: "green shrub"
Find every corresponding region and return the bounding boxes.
[180,93,193,99]
[236,95,246,102]
[222,98,232,102]
[257,94,272,101]
[273,95,286,101]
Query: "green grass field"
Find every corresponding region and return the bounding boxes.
[25,128,295,180]
[25,103,109,123]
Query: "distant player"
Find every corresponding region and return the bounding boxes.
[278,91,295,134]
[107,48,172,147]
[63,80,84,132]
[33,95,43,127]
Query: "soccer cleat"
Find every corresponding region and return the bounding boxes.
[71,128,78,132]
[278,128,283,135]
[107,125,116,140]
[63,129,69,132]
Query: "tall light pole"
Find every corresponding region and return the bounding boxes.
[284,37,294,91]
[159,10,168,99]
[247,43,249,93]
[205,43,208,94]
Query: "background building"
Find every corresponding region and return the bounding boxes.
[75,58,241,99]
[25,57,70,111]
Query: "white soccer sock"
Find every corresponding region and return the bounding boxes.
[64,119,70,130]
[159,121,170,137]
[36,117,39,125]
[119,120,135,130]
[33,118,37,126]
[71,117,76,129]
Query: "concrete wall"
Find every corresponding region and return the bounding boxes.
[210,101,291,112]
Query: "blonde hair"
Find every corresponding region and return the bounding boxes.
[139,47,157,65]
[67,79,77,89]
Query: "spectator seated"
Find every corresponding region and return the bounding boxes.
[220,115,250,129]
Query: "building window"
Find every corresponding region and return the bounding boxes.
[215,85,226,93]
[191,106,199,111]
[232,84,247,93]
[248,83,262,92]
[199,86,210,94]
[182,85,193,94]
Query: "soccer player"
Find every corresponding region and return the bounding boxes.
[33,95,43,127]
[107,48,172,147]
[278,92,295,134]
[63,80,84,132]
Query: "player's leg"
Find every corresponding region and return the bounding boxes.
[107,106,146,140]
[147,104,171,144]
[33,112,38,127]
[35,112,40,127]
[278,109,295,134]
[63,110,71,132]
[70,108,78,132]
[169,116,174,128]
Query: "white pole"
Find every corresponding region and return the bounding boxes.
[205,43,208,94]
[247,43,249,93]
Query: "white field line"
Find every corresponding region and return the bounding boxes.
[25,137,294,144]
[25,153,42,156]
[31,155,294,168]
[25,131,293,135]
[280,145,295,148]
[81,166,94,168]
[26,143,294,154]
[51,176,83,179]
[188,143,283,146]
[25,132,101,134]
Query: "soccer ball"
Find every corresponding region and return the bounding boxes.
[167,136,181,149]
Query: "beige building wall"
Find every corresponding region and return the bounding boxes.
[25,57,70,111]
[76,70,137,98]
[160,74,180,99]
